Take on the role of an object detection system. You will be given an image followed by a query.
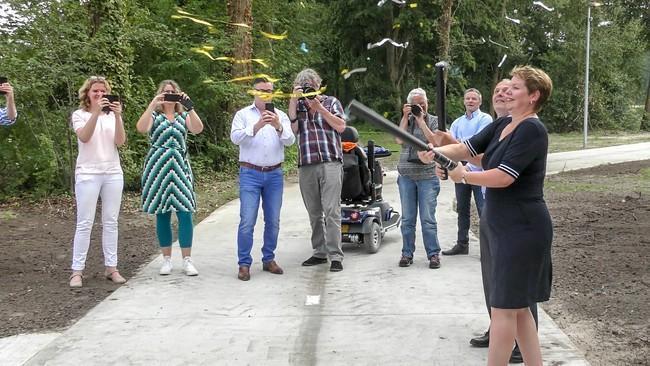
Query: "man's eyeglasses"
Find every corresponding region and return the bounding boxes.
[255,88,273,93]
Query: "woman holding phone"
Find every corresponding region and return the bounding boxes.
[69,76,127,288]
[136,80,204,276]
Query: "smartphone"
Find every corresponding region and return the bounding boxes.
[265,102,275,113]
[163,93,182,102]
[0,77,7,95]
[102,94,120,113]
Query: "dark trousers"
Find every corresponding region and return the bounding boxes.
[454,183,485,245]
[479,214,539,327]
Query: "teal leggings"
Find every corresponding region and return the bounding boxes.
[156,211,193,248]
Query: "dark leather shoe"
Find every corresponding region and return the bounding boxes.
[330,260,343,272]
[262,260,284,275]
[442,243,469,255]
[429,254,441,269]
[302,256,328,266]
[469,330,490,347]
[398,256,413,267]
[509,345,523,363]
[237,266,250,281]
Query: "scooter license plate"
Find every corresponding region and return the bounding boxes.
[341,224,349,233]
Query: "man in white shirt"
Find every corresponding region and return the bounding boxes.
[230,78,295,281]
[444,88,493,255]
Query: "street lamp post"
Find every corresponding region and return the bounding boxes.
[584,2,601,149]
[583,4,592,149]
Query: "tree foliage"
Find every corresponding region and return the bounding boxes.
[0,0,647,198]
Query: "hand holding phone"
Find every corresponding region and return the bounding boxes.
[102,95,120,113]
[163,93,182,102]
[265,102,275,113]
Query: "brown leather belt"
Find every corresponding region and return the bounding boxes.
[240,161,282,172]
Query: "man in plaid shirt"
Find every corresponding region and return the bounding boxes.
[0,80,17,126]
[288,68,347,272]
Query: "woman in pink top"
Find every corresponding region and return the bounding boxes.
[69,76,127,288]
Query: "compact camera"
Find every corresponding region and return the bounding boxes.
[102,95,120,113]
[410,104,422,117]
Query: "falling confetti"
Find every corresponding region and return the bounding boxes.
[377,0,407,6]
[532,1,554,11]
[505,15,521,24]
[367,38,409,49]
[227,74,280,83]
[300,42,309,53]
[260,30,288,40]
[497,54,508,68]
[341,68,368,79]
[488,37,510,49]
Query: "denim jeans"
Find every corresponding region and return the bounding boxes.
[454,183,485,245]
[397,175,441,258]
[237,167,284,267]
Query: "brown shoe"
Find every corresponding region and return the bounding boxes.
[262,260,284,275]
[238,266,250,281]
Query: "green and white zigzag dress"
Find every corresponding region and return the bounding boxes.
[141,111,196,214]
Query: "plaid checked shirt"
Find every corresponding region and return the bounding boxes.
[0,107,16,126]
[295,95,344,166]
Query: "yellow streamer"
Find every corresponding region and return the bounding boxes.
[260,30,289,40]
[228,74,280,83]
[171,15,214,28]
[409,3,418,8]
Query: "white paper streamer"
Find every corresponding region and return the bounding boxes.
[377,0,407,6]
[343,67,368,79]
[367,38,409,49]
[532,1,554,11]
[505,15,521,24]
[488,37,510,49]
[497,54,507,68]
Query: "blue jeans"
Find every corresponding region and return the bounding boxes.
[397,175,441,258]
[455,183,485,245]
[237,167,284,267]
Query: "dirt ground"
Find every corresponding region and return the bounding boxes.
[1,161,648,365]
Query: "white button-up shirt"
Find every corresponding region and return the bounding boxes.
[230,103,295,166]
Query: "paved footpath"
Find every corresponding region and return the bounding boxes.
[3,142,649,365]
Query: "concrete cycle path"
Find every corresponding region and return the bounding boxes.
[5,142,650,365]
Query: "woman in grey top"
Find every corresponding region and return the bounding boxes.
[395,88,447,269]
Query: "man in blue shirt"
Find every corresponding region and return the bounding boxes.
[443,88,492,255]
[0,80,17,126]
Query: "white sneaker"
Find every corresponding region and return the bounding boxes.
[183,257,199,276]
[159,256,173,275]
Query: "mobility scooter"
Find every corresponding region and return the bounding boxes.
[340,126,401,253]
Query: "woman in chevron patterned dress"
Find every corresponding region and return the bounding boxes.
[136,80,204,276]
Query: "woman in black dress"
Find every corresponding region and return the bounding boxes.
[419,65,553,366]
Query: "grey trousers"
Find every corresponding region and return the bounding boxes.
[298,161,344,262]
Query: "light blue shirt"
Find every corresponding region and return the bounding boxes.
[0,107,16,126]
[450,109,492,171]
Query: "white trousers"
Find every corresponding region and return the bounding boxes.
[71,173,124,271]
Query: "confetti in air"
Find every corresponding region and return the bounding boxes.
[505,15,521,24]
[532,1,554,11]
[300,42,309,53]
[341,68,368,79]
[260,30,288,40]
[497,54,508,68]
[488,37,510,49]
[367,38,409,49]
[377,0,407,6]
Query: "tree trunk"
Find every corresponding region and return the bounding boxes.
[642,77,650,131]
[227,0,253,77]
[437,0,453,66]
[386,7,407,109]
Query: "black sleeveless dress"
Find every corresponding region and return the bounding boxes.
[465,116,553,309]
